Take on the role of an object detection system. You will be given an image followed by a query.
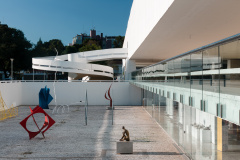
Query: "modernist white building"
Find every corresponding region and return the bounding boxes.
[2,0,240,159]
[32,48,128,80]
[123,1,240,160]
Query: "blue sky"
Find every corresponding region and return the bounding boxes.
[0,0,133,45]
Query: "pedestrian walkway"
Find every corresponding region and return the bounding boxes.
[0,106,186,160]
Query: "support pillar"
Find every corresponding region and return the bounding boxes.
[183,105,191,134]
[124,59,136,80]
[166,98,173,116]
[237,125,240,141]
[217,117,228,151]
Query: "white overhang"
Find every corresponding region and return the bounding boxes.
[126,0,240,61]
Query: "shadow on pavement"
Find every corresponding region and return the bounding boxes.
[133,152,183,155]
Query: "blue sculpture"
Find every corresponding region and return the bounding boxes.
[39,86,53,109]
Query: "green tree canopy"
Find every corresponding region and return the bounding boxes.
[61,44,84,54]
[48,39,65,55]
[62,46,78,54]
[0,24,32,77]
[32,39,65,57]
[113,36,124,48]
[79,44,101,52]
[83,39,100,46]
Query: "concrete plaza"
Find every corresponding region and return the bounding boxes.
[0,106,186,160]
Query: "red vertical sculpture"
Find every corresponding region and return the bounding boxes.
[105,84,112,108]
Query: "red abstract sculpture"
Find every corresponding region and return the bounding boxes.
[20,106,55,139]
[105,84,112,108]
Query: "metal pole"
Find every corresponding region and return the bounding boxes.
[10,58,14,81]
[112,87,113,125]
[86,90,88,105]
[85,90,88,125]
[85,100,87,125]
[87,90,88,122]
[152,104,154,117]
[159,94,161,112]
[33,69,34,81]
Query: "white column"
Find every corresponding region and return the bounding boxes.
[125,59,136,80]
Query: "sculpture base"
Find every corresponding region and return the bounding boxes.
[116,141,133,154]
[106,107,115,110]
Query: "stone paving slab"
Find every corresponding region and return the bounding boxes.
[0,106,186,160]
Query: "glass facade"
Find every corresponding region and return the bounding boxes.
[130,34,240,160]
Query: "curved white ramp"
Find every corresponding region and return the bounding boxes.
[32,48,128,79]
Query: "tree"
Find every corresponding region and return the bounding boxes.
[31,38,47,57]
[36,38,43,47]
[32,39,65,57]
[48,39,65,55]
[0,24,32,78]
[83,39,100,46]
[113,36,124,48]
[79,44,101,52]
[62,46,78,54]
[62,44,84,55]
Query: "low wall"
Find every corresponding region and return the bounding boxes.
[0,81,141,107]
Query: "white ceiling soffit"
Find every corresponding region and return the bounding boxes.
[130,0,240,61]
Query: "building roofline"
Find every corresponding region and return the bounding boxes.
[141,33,240,70]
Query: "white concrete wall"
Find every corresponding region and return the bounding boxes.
[123,0,174,58]
[0,82,22,108]
[0,82,141,107]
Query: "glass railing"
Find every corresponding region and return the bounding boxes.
[141,88,240,160]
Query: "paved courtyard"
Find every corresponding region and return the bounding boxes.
[0,106,186,160]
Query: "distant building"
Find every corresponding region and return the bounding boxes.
[72,33,90,45]
[71,29,117,49]
[105,36,116,49]
[90,29,96,39]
